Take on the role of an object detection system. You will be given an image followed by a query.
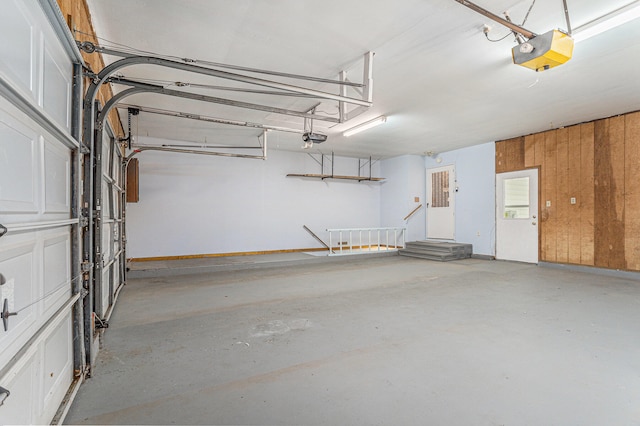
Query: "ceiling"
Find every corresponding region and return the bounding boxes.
[85,0,640,159]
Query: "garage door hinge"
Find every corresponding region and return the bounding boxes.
[81,261,94,272]
[95,316,109,329]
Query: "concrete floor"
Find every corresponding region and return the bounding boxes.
[65,255,640,425]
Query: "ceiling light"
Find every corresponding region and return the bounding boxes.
[343,116,387,137]
[572,2,640,43]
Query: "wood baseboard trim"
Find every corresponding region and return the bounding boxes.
[128,247,328,262]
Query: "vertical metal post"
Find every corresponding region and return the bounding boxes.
[349,231,353,253]
[93,118,104,321]
[377,230,381,251]
[82,101,99,372]
[362,52,374,104]
[331,152,334,178]
[70,62,86,377]
[328,231,333,256]
[339,70,347,123]
[262,129,268,160]
[339,231,343,254]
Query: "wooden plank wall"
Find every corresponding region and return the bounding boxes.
[496,110,640,272]
[56,0,125,138]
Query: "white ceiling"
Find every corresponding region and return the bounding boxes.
[86,0,640,159]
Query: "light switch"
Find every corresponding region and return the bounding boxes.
[570,197,576,205]
[546,201,551,207]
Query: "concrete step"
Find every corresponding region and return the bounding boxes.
[399,241,472,262]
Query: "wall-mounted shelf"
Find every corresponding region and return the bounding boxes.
[286,173,384,182]
[287,152,385,182]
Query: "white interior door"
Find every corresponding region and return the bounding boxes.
[496,169,539,263]
[426,165,455,240]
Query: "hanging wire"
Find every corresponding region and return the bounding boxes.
[485,0,536,42]
[9,275,83,315]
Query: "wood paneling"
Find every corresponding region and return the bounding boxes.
[556,128,569,263]
[625,112,640,270]
[126,158,139,203]
[567,125,582,264]
[580,123,595,266]
[56,0,124,138]
[496,110,640,271]
[495,137,525,173]
[543,131,557,262]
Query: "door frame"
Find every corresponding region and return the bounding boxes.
[426,164,455,240]
[495,168,540,263]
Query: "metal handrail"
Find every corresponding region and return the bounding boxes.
[326,227,406,256]
[403,204,423,221]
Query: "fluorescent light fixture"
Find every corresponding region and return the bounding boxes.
[343,116,387,137]
[573,1,640,43]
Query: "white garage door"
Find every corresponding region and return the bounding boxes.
[0,1,79,424]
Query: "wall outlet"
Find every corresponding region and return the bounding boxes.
[570,197,576,204]
[546,200,551,207]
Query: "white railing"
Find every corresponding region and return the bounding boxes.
[326,227,406,256]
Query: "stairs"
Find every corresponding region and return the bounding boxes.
[399,241,472,261]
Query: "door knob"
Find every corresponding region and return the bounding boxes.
[532,221,537,225]
[532,215,537,219]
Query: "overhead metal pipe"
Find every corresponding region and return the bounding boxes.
[103,78,341,124]
[85,55,372,110]
[114,103,304,134]
[127,129,268,161]
[85,42,364,88]
[452,0,537,39]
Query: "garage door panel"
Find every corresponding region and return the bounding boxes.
[102,222,113,261]
[0,0,35,98]
[101,267,111,316]
[42,43,71,131]
[43,136,70,214]
[40,314,73,422]
[0,352,36,425]
[0,238,37,365]
[43,231,71,314]
[0,118,38,214]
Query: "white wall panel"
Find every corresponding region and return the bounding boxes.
[126,138,382,258]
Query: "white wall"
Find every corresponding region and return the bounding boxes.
[126,138,382,258]
[425,142,496,256]
[380,155,426,242]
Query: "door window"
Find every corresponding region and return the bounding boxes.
[503,177,530,219]
[431,170,450,208]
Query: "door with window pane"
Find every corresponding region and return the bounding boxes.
[496,169,539,263]
[426,165,455,240]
